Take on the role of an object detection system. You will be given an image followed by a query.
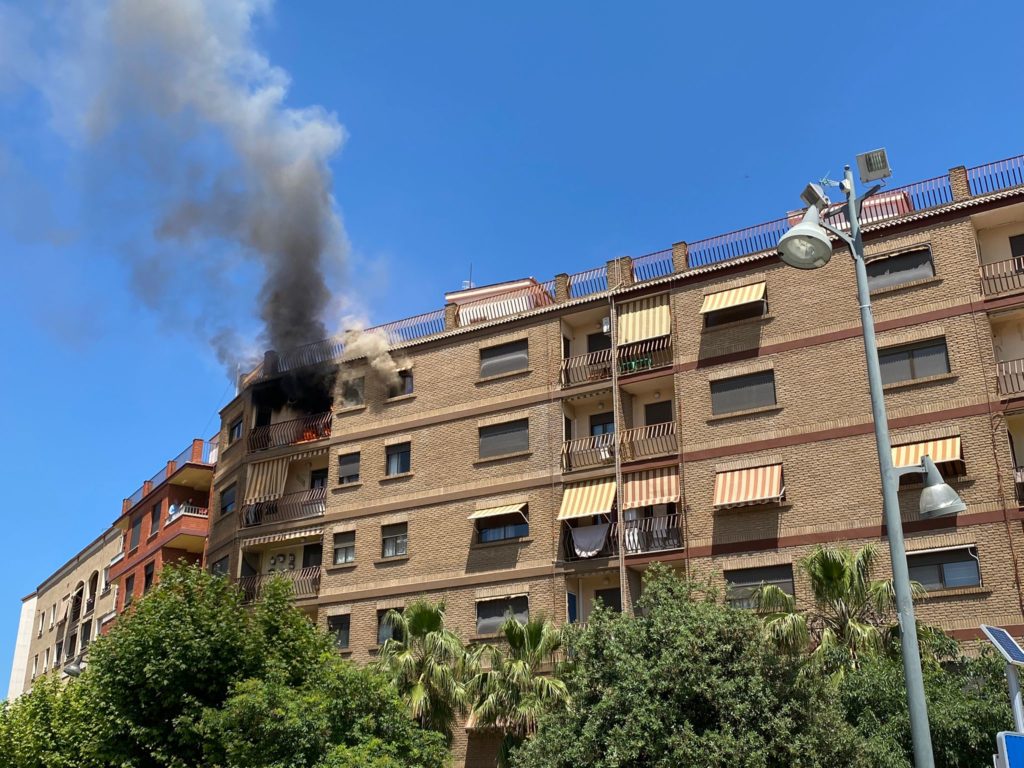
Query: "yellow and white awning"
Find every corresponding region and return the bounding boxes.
[240,526,324,549]
[467,502,527,521]
[618,295,671,345]
[699,282,766,314]
[622,467,680,509]
[244,448,328,504]
[891,436,961,468]
[713,464,784,508]
[557,478,617,520]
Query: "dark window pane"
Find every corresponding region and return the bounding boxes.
[150,504,161,536]
[210,556,229,577]
[879,339,949,385]
[480,340,529,378]
[567,592,578,624]
[333,531,355,564]
[866,249,935,291]
[377,609,404,645]
[586,332,611,353]
[879,349,914,385]
[644,400,673,425]
[221,485,237,516]
[143,562,154,593]
[388,370,414,398]
[302,543,322,569]
[1010,234,1024,260]
[310,468,328,489]
[130,516,143,549]
[385,444,411,475]
[341,377,364,407]
[476,595,529,635]
[594,587,622,613]
[338,452,360,484]
[907,548,980,590]
[710,371,776,415]
[911,340,950,379]
[381,523,408,558]
[477,511,529,543]
[479,419,530,458]
[704,300,765,328]
[327,614,350,649]
[229,418,243,443]
[590,412,615,436]
[725,564,793,609]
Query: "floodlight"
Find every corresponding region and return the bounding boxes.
[856,148,892,183]
[918,455,967,518]
[777,206,833,270]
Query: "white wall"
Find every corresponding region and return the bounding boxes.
[991,317,1024,362]
[977,221,1024,266]
[7,595,36,700]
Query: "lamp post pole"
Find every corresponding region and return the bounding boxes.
[841,163,936,768]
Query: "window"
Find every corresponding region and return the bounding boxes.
[327,614,350,649]
[338,452,360,485]
[710,370,777,415]
[908,547,980,591]
[302,543,323,569]
[54,642,62,668]
[590,412,615,436]
[594,587,622,613]
[567,592,578,624]
[704,300,765,328]
[150,503,161,536]
[210,556,229,577]
[333,531,356,564]
[388,370,414,398]
[129,515,143,550]
[879,339,950,385]
[480,339,529,378]
[479,419,530,458]
[49,604,55,628]
[43,648,49,671]
[377,608,404,645]
[477,509,529,543]
[385,443,411,476]
[124,575,135,607]
[310,468,328,489]
[32,655,37,680]
[228,417,243,444]
[143,562,155,593]
[644,400,673,425]
[1011,234,1024,262]
[476,595,529,635]
[586,332,611,353]
[866,248,935,292]
[101,567,110,593]
[341,377,364,407]
[381,523,408,558]
[725,564,794,609]
[220,484,237,516]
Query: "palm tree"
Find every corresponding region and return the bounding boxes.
[755,543,924,673]
[375,600,472,743]
[469,615,568,768]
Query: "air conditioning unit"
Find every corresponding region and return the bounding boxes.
[601,316,611,334]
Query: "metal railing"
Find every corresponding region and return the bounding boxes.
[997,358,1024,397]
[167,504,210,523]
[562,514,684,560]
[968,154,1024,196]
[240,487,327,528]
[126,485,145,509]
[561,433,616,472]
[239,567,321,603]
[980,257,1024,297]
[247,412,332,453]
[149,464,168,489]
[374,308,447,344]
[559,349,613,387]
[619,422,677,462]
[631,249,674,282]
[567,266,608,298]
[456,281,556,326]
[618,335,672,375]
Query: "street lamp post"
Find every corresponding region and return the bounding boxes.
[778,155,967,768]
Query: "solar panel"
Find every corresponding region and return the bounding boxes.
[982,625,1024,665]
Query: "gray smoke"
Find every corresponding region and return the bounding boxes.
[7,0,347,373]
[340,328,407,389]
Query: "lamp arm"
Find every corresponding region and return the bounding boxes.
[893,464,928,479]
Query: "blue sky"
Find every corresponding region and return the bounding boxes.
[1,0,1022,695]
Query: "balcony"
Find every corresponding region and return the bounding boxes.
[562,514,684,561]
[247,413,332,453]
[239,567,321,603]
[240,488,326,528]
[618,336,672,376]
[998,359,1024,398]
[980,257,1024,298]
[560,350,613,388]
[619,423,677,462]
[167,503,210,523]
[561,434,616,472]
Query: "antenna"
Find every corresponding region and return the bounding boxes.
[462,263,475,291]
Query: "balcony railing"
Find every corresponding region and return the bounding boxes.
[167,504,210,523]
[618,336,672,376]
[560,349,613,387]
[631,249,674,282]
[240,487,327,528]
[997,358,1024,397]
[619,422,677,462]
[239,567,321,602]
[567,266,608,299]
[247,413,332,453]
[562,514,684,561]
[980,258,1024,297]
[968,154,1024,196]
[561,433,616,472]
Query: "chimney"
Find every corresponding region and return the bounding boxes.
[263,350,280,377]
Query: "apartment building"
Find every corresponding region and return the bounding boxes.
[108,438,218,613]
[206,153,1024,766]
[9,528,122,698]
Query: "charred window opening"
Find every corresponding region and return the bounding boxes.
[251,365,337,420]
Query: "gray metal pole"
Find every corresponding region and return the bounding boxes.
[845,163,935,768]
[1007,664,1024,733]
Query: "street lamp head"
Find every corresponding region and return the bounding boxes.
[777,206,833,270]
[63,661,82,678]
[918,455,967,518]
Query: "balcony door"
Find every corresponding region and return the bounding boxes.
[587,332,611,354]
[590,412,615,437]
[644,400,673,426]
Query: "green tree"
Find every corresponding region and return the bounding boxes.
[375,600,472,742]
[470,615,568,768]
[756,544,920,672]
[513,565,862,768]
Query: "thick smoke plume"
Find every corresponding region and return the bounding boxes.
[341,328,408,390]
[10,0,348,374]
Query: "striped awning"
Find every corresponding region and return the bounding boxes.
[244,448,328,504]
[891,436,961,468]
[557,478,617,520]
[468,502,527,521]
[622,467,680,508]
[618,295,671,345]
[240,526,323,549]
[699,282,767,314]
[713,464,784,508]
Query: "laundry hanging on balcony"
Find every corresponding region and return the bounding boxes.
[570,523,610,558]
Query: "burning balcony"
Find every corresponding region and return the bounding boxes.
[247,412,332,452]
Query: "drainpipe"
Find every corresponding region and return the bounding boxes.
[609,294,630,614]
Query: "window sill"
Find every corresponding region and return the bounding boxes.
[883,373,957,392]
[375,555,409,565]
[869,275,942,297]
[384,393,416,404]
[476,368,532,385]
[147,532,159,542]
[702,314,771,334]
[333,481,363,491]
[127,547,139,557]
[472,536,533,549]
[918,585,989,600]
[474,450,532,466]
[707,405,782,423]
[326,562,357,573]
[380,472,413,483]
[336,404,366,415]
